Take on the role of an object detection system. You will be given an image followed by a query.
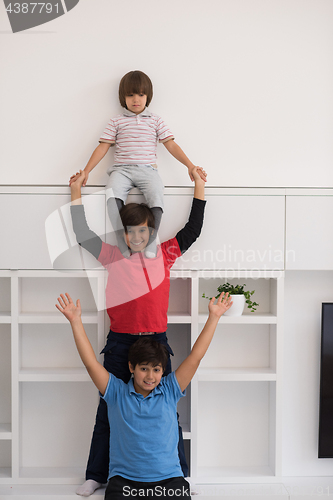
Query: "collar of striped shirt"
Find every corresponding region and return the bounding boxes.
[122,107,152,118]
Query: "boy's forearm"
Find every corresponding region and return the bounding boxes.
[69,317,108,395]
[194,178,205,200]
[164,140,194,170]
[190,314,219,363]
[70,318,98,370]
[84,143,110,175]
[71,184,82,204]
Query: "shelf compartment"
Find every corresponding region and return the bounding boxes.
[20,383,99,476]
[0,278,10,318]
[19,368,91,382]
[0,424,11,440]
[198,367,277,382]
[197,381,277,477]
[19,324,98,372]
[0,314,11,324]
[167,313,191,324]
[0,326,11,434]
[199,313,277,324]
[196,465,276,482]
[0,441,11,479]
[19,277,99,315]
[19,466,85,483]
[199,277,279,317]
[168,278,191,316]
[199,324,277,373]
[18,313,98,324]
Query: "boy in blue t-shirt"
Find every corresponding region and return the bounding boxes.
[56,291,232,499]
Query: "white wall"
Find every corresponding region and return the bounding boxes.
[1,0,333,480]
[1,0,333,187]
[283,271,333,476]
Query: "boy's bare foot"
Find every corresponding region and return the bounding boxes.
[186,477,199,495]
[76,479,103,497]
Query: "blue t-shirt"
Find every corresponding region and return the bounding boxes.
[102,371,185,482]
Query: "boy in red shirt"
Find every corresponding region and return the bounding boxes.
[70,168,205,496]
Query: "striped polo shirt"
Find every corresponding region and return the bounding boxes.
[99,108,174,165]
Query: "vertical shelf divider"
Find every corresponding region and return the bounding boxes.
[11,272,19,481]
[274,274,284,476]
[190,271,199,478]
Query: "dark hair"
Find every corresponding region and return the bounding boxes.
[120,203,155,234]
[128,337,169,372]
[119,70,153,108]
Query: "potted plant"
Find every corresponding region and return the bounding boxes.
[202,283,259,316]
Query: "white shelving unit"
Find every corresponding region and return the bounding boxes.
[0,268,284,486]
[0,270,107,485]
[190,271,284,483]
[0,186,287,490]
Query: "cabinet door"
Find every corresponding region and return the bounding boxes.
[159,194,285,270]
[0,194,105,269]
[286,196,333,270]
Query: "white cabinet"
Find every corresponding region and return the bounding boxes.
[110,187,286,271]
[286,191,333,270]
[1,187,285,271]
[0,188,105,270]
[160,189,285,271]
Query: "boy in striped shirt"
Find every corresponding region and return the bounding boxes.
[69,70,206,257]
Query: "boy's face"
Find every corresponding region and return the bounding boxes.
[129,362,163,398]
[125,93,147,114]
[124,221,152,253]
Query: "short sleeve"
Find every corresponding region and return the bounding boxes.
[156,116,174,143]
[161,237,182,270]
[99,118,117,144]
[161,372,186,402]
[97,241,118,268]
[101,373,123,405]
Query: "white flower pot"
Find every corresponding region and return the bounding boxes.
[224,294,246,316]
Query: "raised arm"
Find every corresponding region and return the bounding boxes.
[56,293,109,395]
[70,171,103,259]
[192,165,205,201]
[175,293,233,392]
[175,167,206,254]
[69,142,111,186]
[163,139,207,182]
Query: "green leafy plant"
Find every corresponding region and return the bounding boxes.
[202,282,259,312]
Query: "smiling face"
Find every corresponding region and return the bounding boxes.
[124,221,152,253]
[129,361,163,398]
[125,93,147,114]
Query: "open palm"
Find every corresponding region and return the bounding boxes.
[56,293,81,323]
[208,292,233,318]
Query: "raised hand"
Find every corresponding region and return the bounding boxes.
[55,293,81,324]
[208,292,233,318]
[189,165,207,182]
[69,170,88,187]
